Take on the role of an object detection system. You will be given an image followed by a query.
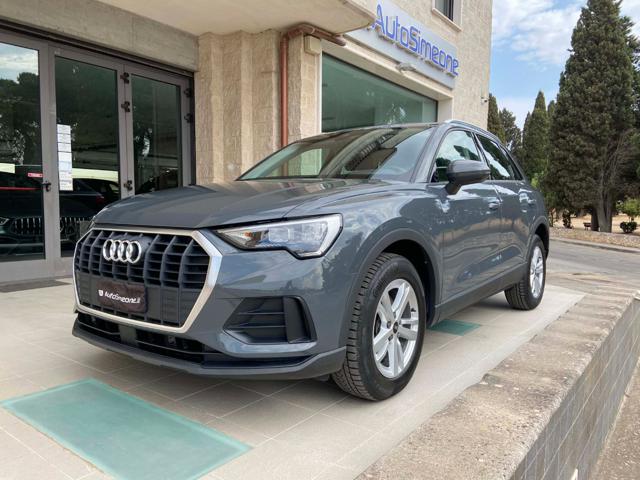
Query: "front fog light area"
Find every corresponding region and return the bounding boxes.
[216,214,342,258]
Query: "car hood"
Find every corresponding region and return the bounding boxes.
[93,179,386,229]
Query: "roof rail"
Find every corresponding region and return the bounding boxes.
[444,119,480,129]
[444,119,499,140]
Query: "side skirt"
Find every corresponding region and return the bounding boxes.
[432,263,527,325]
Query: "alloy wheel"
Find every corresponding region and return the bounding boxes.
[529,246,544,299]
[372,279,420,379]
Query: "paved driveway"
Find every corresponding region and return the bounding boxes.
[0,280,582,480]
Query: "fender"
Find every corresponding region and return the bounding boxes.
[529,215,550,255]
[338,225,441,346]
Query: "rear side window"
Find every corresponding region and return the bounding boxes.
[477,136,517,180]
[431,130,481,183]
[503,147,524,180]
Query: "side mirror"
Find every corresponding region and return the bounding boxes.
[445,160,490,194]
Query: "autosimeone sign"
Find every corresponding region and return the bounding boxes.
[348,0,459,88]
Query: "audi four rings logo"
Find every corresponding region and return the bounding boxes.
[102,239,144,264]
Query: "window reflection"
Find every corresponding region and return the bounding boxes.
[0,42,44,261]
[132,76,181,194]
[322,56,437,132]
[241,127,433,181]
[55,57,120,255]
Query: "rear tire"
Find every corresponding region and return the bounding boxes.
[505,235,546,310]
[332,253,426,400]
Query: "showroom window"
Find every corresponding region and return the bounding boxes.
[321,56,438,132]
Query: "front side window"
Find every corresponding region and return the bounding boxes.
[431,130,480,182]
[241,127,433,182]
[435,0,455,20]
[477,136,516,180]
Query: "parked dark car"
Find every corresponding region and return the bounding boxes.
[72,121,548,400]
[0,173,109,257]
[78,178,120,204]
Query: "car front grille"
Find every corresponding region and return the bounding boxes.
[74,228,211,327]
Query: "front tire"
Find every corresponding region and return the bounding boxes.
[332,253,426,400]
[505,235,546,310]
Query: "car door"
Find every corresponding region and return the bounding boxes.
[428,129,504,301]
[476,135,531,270]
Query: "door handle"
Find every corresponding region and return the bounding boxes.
[123,180,133,192]
[42,181,52,192]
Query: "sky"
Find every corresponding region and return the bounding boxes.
[491,0,640,128]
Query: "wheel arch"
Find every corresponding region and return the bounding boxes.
[382,239,437,326]
[339,228,441,346]
[533,219,550,257]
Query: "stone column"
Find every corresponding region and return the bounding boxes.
[287,35,321,143]
[194,30,280,183]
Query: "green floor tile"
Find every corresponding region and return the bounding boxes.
[429,319,481,336]
[2,379,249,480]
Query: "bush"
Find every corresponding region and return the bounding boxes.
[620,198,640,221]
[621,221,638,234]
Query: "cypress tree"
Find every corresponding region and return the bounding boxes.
[547,0,636,232]
[487,94,506,143]
[521,91,550,182]
[547,100,556,124]
[499,108,522,154]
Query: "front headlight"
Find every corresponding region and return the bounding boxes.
[0,217,9,226]
[216,214,342,258]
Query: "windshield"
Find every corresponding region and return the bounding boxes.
[240,127,433,181]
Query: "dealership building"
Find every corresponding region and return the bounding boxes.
[0,0,492,283]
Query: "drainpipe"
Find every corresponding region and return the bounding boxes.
[279,24,346,148]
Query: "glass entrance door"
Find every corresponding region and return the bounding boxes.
[0,42,43,260]
[124,67,190,196]
[0,29,193,283]
[0,34,57,281]
[54,55,122,256]
[130,75,182,194]
[52,52,192,258]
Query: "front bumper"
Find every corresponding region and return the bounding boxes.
[73,226,355,379]
[73,320,346,379]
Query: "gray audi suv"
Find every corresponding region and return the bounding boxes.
[73,121,548,400]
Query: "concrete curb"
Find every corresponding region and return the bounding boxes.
[550,237,640,255]
[359,277,640,480]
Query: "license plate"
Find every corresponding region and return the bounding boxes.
[96,279,147,314]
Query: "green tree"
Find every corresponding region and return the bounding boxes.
[546,0,637,232]
[487,94,506,143]
[620,197,640,220]
[621,15,640,181]
[547,100,556,124]
[521,91,550,182]
[522,112,531,143]
[499,108,522,155]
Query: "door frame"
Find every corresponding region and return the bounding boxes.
[0,30,58,282]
